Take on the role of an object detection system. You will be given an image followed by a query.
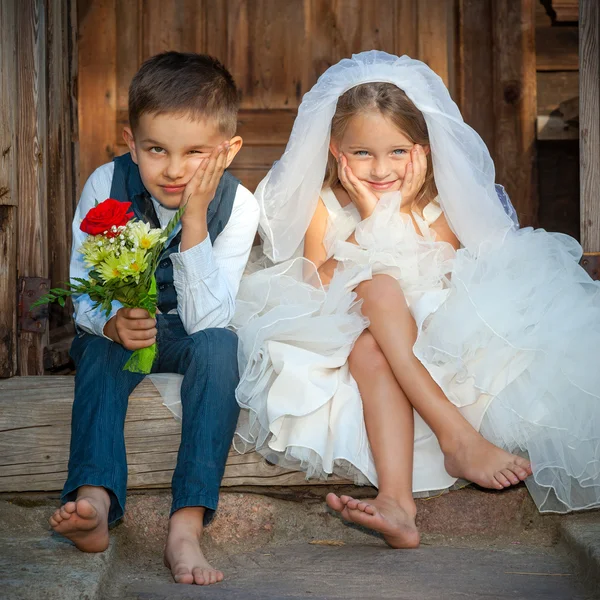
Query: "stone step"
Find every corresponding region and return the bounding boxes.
[2,489,597,600]
[559,513,600,595]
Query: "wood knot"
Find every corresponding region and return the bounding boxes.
[503,81,521,105]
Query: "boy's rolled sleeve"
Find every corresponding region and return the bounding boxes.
[170,185,259,334]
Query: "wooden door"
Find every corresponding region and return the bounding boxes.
[78,0,456,193]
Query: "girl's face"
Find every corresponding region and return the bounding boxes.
[330,110,428,197]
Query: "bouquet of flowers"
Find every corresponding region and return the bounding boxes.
[35,198,184,374]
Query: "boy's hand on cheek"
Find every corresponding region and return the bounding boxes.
[180,142,229,228]
[104,307,157,350]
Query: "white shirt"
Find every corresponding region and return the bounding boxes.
[71,162,259,337]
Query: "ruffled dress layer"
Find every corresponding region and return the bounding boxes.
[232,190,600,513]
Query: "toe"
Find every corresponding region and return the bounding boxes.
[326,493,344,512]
[491,475,505,489]
[356,501,370,512]
[494,472,511,488]
[339,495,354,505]
[174,567,194,585]
[346,498,360,510]
[208,570,219,585]
[64,501,77,514]
[59,507,72,520]
[363,503,377,516]
[501,468,520,486]
[192,568,207,585]
[216,570,224,583]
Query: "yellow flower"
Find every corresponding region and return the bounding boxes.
[96,254,124,282]
[126,221,165,250]
[80,236,111,267]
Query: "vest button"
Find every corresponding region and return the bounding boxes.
[158,283,167,291]
[160,260,170,268]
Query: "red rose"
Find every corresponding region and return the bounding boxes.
[80,199,134,237]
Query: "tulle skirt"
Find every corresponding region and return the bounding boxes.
[232,195,600,513]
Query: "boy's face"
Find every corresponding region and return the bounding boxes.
[123,112,242,209]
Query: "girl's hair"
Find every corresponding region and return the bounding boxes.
[324,83,438,212]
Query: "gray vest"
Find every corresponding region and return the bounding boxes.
[109,153,239,313]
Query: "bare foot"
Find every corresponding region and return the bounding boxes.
[164,507,223,586]
[442,430,532,490]
[326,492,420,549]
[48,486,110,553]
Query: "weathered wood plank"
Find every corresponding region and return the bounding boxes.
[553,0,579,22]
[456,0,495,154]
[536,25,579,71]
[580,0,600,252]
[0,377,347,492]
[0,0,18,378]
[394,0,418,59]
[77,0,117,192]
[417,0,451,90]
[17,0,49,375]
[537,71,579,116]
[47,0,76,332]
[537,115,578,140]
[492,0,537,227]
[116,0,142,118]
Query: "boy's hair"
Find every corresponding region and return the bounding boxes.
[129,52,239,137]
[324,83,437,212]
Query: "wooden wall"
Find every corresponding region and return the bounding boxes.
[457,0,537,228]
[77,0,456,194]
[0,0,77,377]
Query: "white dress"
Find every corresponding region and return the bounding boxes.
[232,189,600,513]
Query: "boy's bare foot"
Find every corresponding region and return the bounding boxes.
[48,486,110,553]
[442,430,532,490]
[326,492,420,549]
[164,507,223,586]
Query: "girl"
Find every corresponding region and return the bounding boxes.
[232,51,600,548]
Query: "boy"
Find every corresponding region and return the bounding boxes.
[49,52,259,586]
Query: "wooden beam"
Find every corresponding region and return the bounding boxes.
[456,0,495,153]
[0,0,18,378]
[580,0,600,252]
[552,0,579,22]
[46,0,77,335]
[536,25,579,71]
[16,0,49,375]
[492,0,537,227]
[0,376,348,492]
[77,0,117,195]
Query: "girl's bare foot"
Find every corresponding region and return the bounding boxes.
[326,492,420,549]
[442,430,532,490]
[48,486,110,553]
[164,507,223,586]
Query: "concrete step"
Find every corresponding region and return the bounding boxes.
[559,513,600,595]
[114,543,586,600]
[1,487,597,600]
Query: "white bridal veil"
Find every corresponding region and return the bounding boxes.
[255,50,516,263]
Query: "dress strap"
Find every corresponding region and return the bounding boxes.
[422,201,443,224]
[320,188,343,216]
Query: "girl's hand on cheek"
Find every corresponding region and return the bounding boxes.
[399,144,428,207]
[337,154,378,221]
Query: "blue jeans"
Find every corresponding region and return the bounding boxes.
[63,314,240,526]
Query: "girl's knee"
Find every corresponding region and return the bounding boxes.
[355,275,408,313]
[349,331,389,374]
